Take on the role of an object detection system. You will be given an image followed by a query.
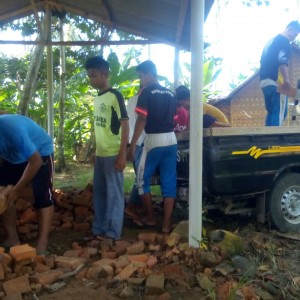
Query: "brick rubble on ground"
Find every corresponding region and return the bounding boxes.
[0,186,298,299]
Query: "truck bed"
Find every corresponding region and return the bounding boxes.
[176,127,300,197]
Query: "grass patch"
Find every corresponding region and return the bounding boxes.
[54,161,161,196]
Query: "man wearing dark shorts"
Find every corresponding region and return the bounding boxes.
[0,114,54,254]
[128,60,177,234]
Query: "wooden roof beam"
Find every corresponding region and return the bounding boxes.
[0,39,154,46]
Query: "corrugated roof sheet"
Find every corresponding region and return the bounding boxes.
[0,0,214,50]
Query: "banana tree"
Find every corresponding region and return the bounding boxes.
[180,57,222,102]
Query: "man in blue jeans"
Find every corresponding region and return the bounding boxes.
[259,20,300,126]
[85,56,129,240]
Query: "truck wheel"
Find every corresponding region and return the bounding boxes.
[268,173,300,232]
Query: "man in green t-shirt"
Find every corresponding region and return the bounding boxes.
[85,56,129,240]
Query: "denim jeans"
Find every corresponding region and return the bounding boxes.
[262,85,288,126]
[92,155,124,239]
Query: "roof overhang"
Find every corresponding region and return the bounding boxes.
[0,0,214,50]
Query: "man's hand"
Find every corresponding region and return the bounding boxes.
[126,144,136,162]
[282,81,291,90]
[7,187,19,205]
[115,152,126,172]
[277,83,297,97]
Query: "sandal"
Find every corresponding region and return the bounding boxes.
[161,224,177,234]
[124,207,141,220]
[133,218,156,228]
[82,233,98,241]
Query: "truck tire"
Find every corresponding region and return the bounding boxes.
[268,173,300,232]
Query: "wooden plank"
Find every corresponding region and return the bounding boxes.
[205,126,300,137]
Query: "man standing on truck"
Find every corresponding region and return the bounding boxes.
[259,20,300,126]
[127,60,177,234]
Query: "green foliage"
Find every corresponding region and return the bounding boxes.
[0,17,142,160]
[107,49,141,99]
[179,57,222,102]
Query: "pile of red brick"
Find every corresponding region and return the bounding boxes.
[0,231,198,299]
[0,184,94,240]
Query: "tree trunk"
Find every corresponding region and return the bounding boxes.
[56,18,66,172]
[17,16,48,115]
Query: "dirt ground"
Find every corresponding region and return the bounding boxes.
[20,210,300,300]
[13,165,300,300]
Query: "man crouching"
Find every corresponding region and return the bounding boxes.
[0,114,54,254]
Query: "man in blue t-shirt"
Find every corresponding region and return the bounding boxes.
[259,20,300,126]
[0,114,54,254]
[127,60,177,234]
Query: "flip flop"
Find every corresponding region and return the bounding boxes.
[161,224,177,234]
[124,207,141,220]
[82,234,97,242]
[133,218,156,228]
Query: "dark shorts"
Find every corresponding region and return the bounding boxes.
[0,155,54,209]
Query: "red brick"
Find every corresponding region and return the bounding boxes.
[157,292,171,300]
[87,239,100,249]
[19,186,34,202]
[100,238,113,251]
[138,233,156,244]
[45,256,55,269]
[128,254,149,263]
[80,247,98,258]
[0,253,13,266]
[33,263,51,273]
[3,275,32,296]
[149,244,161,251]
[75,268,88,280]
[30,269,64,286]
[51,219,61,227]
[70,242,81,251]
[114,240,131,257]
[63,250,81,257]
[19,209,36,225]
[15,198,31,212]
[0,264,5,280]
[146,256,158,268]
[204,267,213,276]
[100,251,116,260]
[113,255,130,269]
[81,189,93,203]
[145,273,165,295]
[73,190,92,206]
[114,263,137,281]
[2,292,23,300]
[86,258,115,279]
[127,277,146,286]
[17,225,31,234]
[62,215,74,222]
[52,189,66,203]
[73,222,90,232]
[25,224,38,232]
[92,258,115,268]
[54,256,86,271]
[74,206,90,218]
[126,241,145,255]
[61,221,73,230]
[9,244,37,262]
